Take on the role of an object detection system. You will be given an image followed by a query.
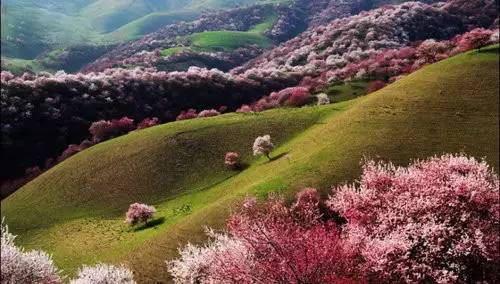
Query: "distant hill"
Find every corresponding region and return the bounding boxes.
[2,46,498,282]
[0,0,286,60]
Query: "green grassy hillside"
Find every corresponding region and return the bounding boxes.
[0,0,288,64]
[2,47,498,282]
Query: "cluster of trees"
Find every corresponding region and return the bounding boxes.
[0,67,291,189]
[1,220,136,283]
[326,28,499,84]
[233,0,497,81]
[169,154,500,283]
[83,4,300,73]
[237,86,312,113]
[1,0,497,195]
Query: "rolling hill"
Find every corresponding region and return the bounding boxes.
[0,0,287,60]
[1,46,498,282]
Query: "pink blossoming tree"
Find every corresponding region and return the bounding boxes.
[224,152,241,170]
[169,154,499,283]
[125,203,157,226]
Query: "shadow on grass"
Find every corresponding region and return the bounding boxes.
[133,217,165,232]
[479,46,499,54]
[269,151,290,161]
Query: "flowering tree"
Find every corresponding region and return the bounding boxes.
[327,154,500,283]
[252,135,274,160]
[224,152,241,170]
[286,87,311,107]
[197,109,221,118]
[169,154,499,283]
[176,109,198,121]
[169,189,360,283]
[316,93,330,105]
[236,104,253,113]
[70,263,136,284]
[89,117,135,142]
[137,117,159,130]
[455,28,495,52]
[125,203,156,226]
[1,220,62,283]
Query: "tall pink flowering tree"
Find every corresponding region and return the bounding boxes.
[169,189,361,283]
[327,154,500,283]
[169,154,499,283]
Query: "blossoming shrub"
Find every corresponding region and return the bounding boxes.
[89,117,135,142]
[286,87,311,107]
[70,263,136,284]
[197,109,221,118]
[224,152,241,170]
[169,154,499,283]
[327,154,500,283]
[125,203,156,226]
[1,220,62,283]
[316,93,330,105]
[176,109,198,121]
[137,117,159,130]
[455,28,496,52]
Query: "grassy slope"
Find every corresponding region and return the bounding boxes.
[189,31,273,52]
[159,14,277,57]
[2,47,499,282]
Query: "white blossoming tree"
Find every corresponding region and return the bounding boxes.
[253,135,274,160]
[70,263,136,284]
[316,93,330,105]
[1,219,62,284]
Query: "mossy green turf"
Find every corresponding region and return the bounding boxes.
[2,47,499,282]
[189,31,273,52]
[160,14,278,56]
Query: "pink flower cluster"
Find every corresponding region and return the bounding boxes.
[125,203,157,226]
[328,154,500,283]
[328,28,498,83]
[170,154,500,283]
[89,117,135,142]
[240,86,311,112]
[224,152,241,170]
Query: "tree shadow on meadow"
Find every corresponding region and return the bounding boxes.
[269,152,290,162]
[133,217,165,232]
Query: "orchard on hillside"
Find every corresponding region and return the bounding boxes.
[169,154,500,283]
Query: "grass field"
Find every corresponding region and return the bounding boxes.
[2,47,498,282]
[189,30,274,52]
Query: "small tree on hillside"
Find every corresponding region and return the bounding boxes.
[70,263,136,284]
[224,152,241,170]
[316,93,330,105]
[125,203,156,226]
[253,135,274,160]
